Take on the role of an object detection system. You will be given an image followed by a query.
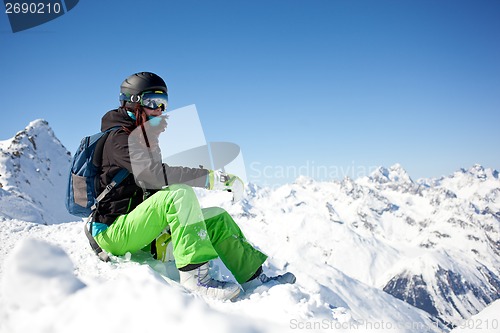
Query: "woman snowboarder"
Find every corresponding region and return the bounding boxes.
[91,72,295,300]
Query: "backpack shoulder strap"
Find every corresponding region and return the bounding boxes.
[84,222,110,262]
[91,169,129,211]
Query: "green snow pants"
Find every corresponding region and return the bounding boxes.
[95,184,267,284]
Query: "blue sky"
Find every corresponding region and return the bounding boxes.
[1,0,499,186]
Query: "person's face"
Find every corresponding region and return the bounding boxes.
[142,106,167,133]
[143,106,163,117]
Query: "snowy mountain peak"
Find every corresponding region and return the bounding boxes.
[293,175,315,186]
[462,164,498,181]
[19,118,51,136]
[368,163,414,185]
[0,119,74,224]
[439,165,500,208]
[3,119,60,152]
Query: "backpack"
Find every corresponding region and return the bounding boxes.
[65,127,129,218]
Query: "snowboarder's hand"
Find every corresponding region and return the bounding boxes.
[208,170,244,202]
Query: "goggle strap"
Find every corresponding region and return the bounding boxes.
[120,93,140,103]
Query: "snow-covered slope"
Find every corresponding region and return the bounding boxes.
[0,119,75,224]
[1,121,499,332]
[1,220,441,333]
[450,299,500,333]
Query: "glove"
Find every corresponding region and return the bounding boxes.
[208,170,244,202]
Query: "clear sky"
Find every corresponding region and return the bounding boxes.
[1,0,499,186]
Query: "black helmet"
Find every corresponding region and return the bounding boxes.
[120,72,168,97]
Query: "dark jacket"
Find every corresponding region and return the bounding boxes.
[94,108,209,225]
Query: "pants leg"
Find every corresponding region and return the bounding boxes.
[95,184,218,268]
[202,207,268,284]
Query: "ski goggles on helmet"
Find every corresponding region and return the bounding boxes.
[120,91,169,111]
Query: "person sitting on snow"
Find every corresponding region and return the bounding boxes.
[90,72,295,300]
